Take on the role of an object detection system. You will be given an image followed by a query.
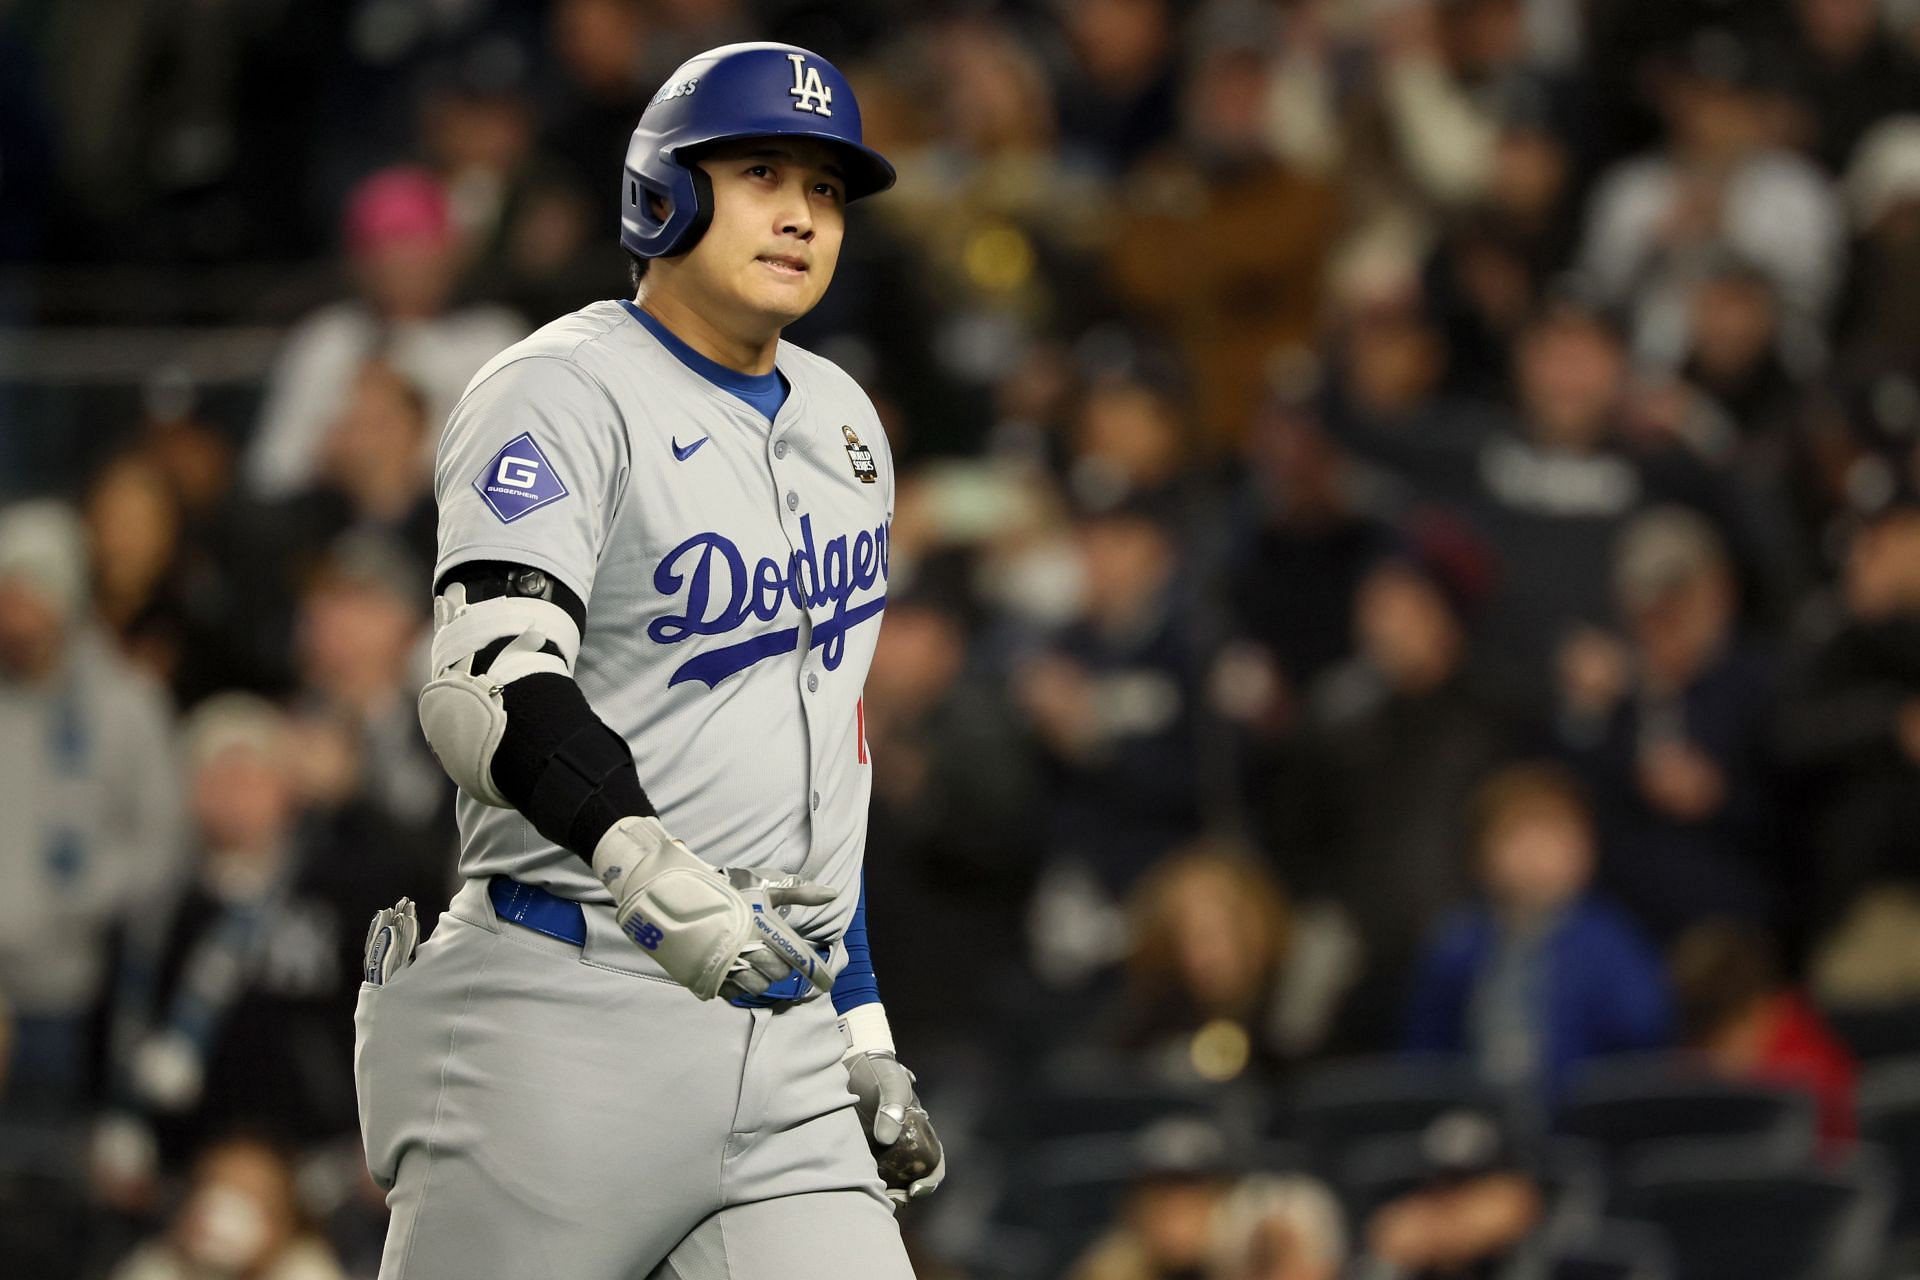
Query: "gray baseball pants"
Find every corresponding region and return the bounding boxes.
[353,880,915,1279]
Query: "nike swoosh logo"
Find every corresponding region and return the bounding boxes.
[672,436,709,461]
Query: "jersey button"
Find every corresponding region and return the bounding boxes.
[774,440,789,459]
[811,790,821,811]
[806,672,819,692]
[786,490,799,511]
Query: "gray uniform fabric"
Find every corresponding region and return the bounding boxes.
[356,299,908,1277]
[431,299,893,947]
[355,884,911,1279]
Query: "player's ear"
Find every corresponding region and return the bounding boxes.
[647,191,670,222]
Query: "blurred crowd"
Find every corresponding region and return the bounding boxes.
[8,0,1920,1277]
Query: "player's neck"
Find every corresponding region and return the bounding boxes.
[634,288,779,377]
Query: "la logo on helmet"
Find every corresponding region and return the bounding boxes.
[787,54,833,117]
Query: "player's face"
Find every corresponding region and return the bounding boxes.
[687,139,847,328]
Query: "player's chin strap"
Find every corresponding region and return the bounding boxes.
[419,583,582,807]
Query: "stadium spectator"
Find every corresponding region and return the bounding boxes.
[1067,1115,1241,1280]
[1774,498,1920,931]
[107,1133,345,1280]
[1107,32,1340,446]
[84,453,190,684]
[1066,374,1195,512]
[1811,882,1920,1014]
[1275,534,1507,1050]
[1839,116,1920,362]
[1657,256,1815,616]
[1017,495,1203,903]
[0,500,182,1117]
[1056,0,1182,176]
[1463,296,1644,710]
[243,167,525,499]
[1105,839,1349,1081]
[1356,1110,1544,1280]
[871,14,1106,433]
[1405,762,1671,1097]
[83,443,282,706]
[1221,399,1396,724]
[1369,0,1548,211]
[1556,506,1778,939]
[1671,918,1858,1146]
[1316,257,1492,505]
[1419,79,1582,403]
[420,39,604,325]
[1577,29,1845,361]
[1208,1173,1347,1280]
[861,584,1040,1045]
[290,534,444,847]
[284,360,439,574]
[1785,0,1920,176]
[133,369,236,534]
[1675,255,1805,448]
[105,697,335,1161]
[539,0,658,225]
[106,692,442,1170]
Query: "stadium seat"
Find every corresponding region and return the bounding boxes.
[1826,1001,1920,1064]
[1334,1133,1605,1241]
[1020,1049,1271,1143]
[1533,1220,1676,1280]
[984,1115,1261,1280]
[1858,1056,1920,1240]
[1281,1054,1516,1163]
[1615,1140,1893,1280]
[1557,1055,1819,1170]
[0,1117,95,1280]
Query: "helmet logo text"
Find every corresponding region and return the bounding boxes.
[787,53,833,117]
[650,76,699,107]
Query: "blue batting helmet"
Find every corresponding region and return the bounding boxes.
[620,42,896,260]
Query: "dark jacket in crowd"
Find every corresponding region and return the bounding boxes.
[1774,612,1920,927]
[1273,670,1511,1049]
[1566,644,1779,941]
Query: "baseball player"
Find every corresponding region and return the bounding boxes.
[352,43,941,1280]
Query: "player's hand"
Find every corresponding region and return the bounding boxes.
[591,816,838,1001]
[717,869,840,1003]
[839,1004,944,1208]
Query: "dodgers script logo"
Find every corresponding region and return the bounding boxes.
[650,513,887,688]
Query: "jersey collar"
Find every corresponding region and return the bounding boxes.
[620,299,788,420]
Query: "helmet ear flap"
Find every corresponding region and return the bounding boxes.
[621,159,713,259]
[675,164,715,258]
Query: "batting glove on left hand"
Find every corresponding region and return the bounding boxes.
[840,1004,944,1207]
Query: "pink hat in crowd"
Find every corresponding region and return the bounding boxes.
[344,166,452,255]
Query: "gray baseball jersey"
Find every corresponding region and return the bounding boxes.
[432,298,893,945]
[353,299,914,1280]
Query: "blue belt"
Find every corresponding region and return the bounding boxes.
[487,876,824,1008]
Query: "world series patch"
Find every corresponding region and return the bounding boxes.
[842,425,877,484]
[474,432,569,523]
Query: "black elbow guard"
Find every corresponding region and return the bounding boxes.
[490,672,655,858]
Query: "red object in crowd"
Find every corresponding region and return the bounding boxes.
[1752,992,1859,1146]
